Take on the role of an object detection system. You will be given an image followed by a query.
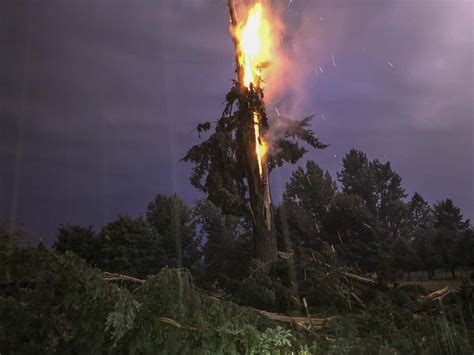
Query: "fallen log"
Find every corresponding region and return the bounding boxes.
[343,272,377,286]
[255,309,328,329]
[103,272,145,284]
[418,286,458,302]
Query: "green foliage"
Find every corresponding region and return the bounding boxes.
[338,149,375,208]
[98,215,165,278]
[280,149,473,290]
[314,288,473,354]
[194,199,251,286]
[409,199,473,275]
[53,195,202,279]
[338,149,407,232]
[146,193,201,269]
[407,192,435,232]
[1,233,305,354]
[267,116,329,170]
[232,260,289,311]
[183,84,327,217]
[284,160,336,226]
[325,192,385,273]
[254,326,293,354]
[53,224,100,264]
[434,199,470,231]
[3,146,474,354]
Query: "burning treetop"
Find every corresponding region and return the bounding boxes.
[233,2,273,88]
[230,1,280,178]
[184,0,327,262]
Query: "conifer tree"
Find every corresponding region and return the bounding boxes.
[146,194,201,269]
[183,2,327,263]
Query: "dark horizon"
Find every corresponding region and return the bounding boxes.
[1,0,472,244]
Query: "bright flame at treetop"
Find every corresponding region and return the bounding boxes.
[235,2,272,87]
[234,2,273,177]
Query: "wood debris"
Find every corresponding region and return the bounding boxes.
[418,286,458,302]
[255,309,328,330]
[103,272,145,284]
[343,272,377,286]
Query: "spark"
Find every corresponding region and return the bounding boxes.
[387,61,394,68]
[274,106,281,116]
[287,0,293,8]
[319,66,324,73]
[331,53,336,67]
[319,16,325,22]
[322,113,326,120]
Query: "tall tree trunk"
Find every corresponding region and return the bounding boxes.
[237,99,278,263]
[228,0,278,263]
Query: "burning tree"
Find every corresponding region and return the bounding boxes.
[183,0,327,263]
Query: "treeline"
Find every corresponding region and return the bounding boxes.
[2,148,473,353]
[51,149,473,309]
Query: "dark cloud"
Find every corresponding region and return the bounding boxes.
[0,0,472,243]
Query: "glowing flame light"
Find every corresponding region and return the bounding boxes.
[235,2,272,88]
[234,2,273,177]
[253,112,268,176]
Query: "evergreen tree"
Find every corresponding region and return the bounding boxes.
[394,193,435,274]
[194,199,251,286]
[337,149,375,210]
[284,160,336,226]
[335,150,408,278]
[337,150,407,235]
[98,215,164,278]
[324,193,383,273]
[451,228,474,268]
[431,199,471,277]
[433,199,470,231]
[370,159,407,234]
[146,194,201,269]
[183,87,327,263]
[53,225,101,266]
[407,192,435,233]
[281,161,336,276]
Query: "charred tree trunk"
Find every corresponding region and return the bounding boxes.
[228,0,278,263]
[235,88,278,263]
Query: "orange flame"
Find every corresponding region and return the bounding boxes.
[234,2,273,88]
[234,2,274,177]
[253,112,268,176]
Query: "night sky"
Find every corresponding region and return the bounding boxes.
[1,0,472,245]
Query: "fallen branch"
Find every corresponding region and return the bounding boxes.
[419,286,458,302]
[101,271,330,330]
[158,317,198,332]
[255,309,328,329]
[343,272,377,286]
[350,291,365,308]
[103,272,145,284]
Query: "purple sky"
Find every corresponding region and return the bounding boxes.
[1,0,472,244]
